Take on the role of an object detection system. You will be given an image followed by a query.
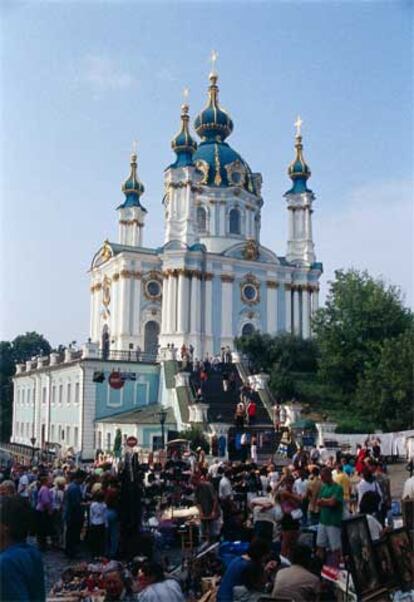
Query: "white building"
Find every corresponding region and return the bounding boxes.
[11,66,322,459]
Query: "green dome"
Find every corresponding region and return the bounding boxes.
[194,74,234,142]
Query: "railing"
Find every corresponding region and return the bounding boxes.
[101,349,158,363]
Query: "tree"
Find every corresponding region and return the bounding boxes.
[356,327,414,430]
[235,333,319,402]
[178,426,210,453]
[113,428,122,458]
[312,269,412,398]
[0,332,52,441]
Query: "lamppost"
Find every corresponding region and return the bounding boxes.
[158,409,168,450]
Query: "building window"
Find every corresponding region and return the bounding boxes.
[98,431,102,450]
[52,385,56,405]
[26,423,30,439]
[75,382,80,404]
[59,384,63,405]
[106,432,111,451]
[241,322,255,337]
[42,387,47,405]
[229,208,241,235]
[74,427,79,448]
[50,424,55,442]
[67,383,71,405]
[197,206,207,232]
[61,426,65,441]
[66,426,71,445]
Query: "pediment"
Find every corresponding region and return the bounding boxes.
[222,241,280,264]
[91,240,114,270]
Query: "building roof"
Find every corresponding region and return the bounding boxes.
[96,405,175,425]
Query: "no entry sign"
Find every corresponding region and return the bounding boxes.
[126,436,138,448]
[108,371,124,389]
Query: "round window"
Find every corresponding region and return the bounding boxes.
[243,284,257,302]
[146,280,161,298]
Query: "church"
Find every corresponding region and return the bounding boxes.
[11,62,322,459]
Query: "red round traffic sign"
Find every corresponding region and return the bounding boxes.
[108,371,124,389]
[126,436,138,448]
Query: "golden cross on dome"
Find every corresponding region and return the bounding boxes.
[294,115,303,137]
[132,139,138,154]
[210,49,219,75]
[183,86,189,101]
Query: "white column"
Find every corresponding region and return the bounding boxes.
[293,287,300,336]
[285,286,292,333]
[119,274,130,335]
[210,203,217,236]
[110,279,119,340]
[305,208,311,240]
[302,287,311,338]
[89,288,95,340]
[205,277,213,337]
[190,274,202,334]
[177,272,189,334]
[221,277,233,337]
[132,277,142,336]
[266,283,278,335]
[161,275,169,334]
[170,273,178,333]
[219,204,226,236]
[311,287,319,314]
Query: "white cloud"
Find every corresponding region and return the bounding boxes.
[315,179,414,308]
[80,54,136,91]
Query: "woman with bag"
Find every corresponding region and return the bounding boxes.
[274,473,302,560]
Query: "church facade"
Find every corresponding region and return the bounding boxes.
[11,67,322,459]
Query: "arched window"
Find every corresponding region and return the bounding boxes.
[144,321,160,357]
[241,322,255,337]
[197,207,207,232]
[229,208,241,235]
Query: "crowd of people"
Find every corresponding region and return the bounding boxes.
[0,433,413,601]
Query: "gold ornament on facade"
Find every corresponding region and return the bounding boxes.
[220,274,235,283]
[143,270,163,301]
[243,239,259,261]
[214,144,222,186]
[225,159,246,187]
[266,280,278,289]
[194,160,209,185]
[240,273,260,305]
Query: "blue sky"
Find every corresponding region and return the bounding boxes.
[1,1,413,346]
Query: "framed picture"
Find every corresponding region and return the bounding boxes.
[342,515,382,598]
[402,499,414,530]
[387,527,414,588]
[373,537,397,589]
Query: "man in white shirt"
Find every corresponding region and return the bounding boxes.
[208,459,221,479]
[218,470,233,501]
[402,474,414,499]
[17,470,30,498]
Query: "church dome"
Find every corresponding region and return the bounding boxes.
[286,119,312,195]
[118,152,146,210]
[192,72,256,193]
[194,73,233,142]
[170,101,197,168]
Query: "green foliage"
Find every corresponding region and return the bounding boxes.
[0,332,52,441]
[235,333,319,402]
[312,269,412,395]
[178,426,210,453]
[113,428,122,457]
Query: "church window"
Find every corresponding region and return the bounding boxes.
[106,432,111,451]
[145,280,161,299]
[58,384,63,405]
[42,386,47,405]
[197,206,207,233]
[102,325,110,360]
[242,284,258,302]
[74,427,79,448]
[229,208,241,235]
[52,385,56,405]
[241,322,255,337]
[50,425,55,442]
[144,320,160,357]
[66,426,71,444]
[75,382,80,404]
[67,382,71,404]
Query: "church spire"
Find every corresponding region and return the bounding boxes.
[171,88,197,168]
[286,116,312,195]
[118,145,146,209]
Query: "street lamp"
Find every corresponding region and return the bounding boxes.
[158,409,168,450]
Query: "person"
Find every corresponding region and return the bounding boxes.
[64,469,85,558]
[103,566,136,601]
[89,489,107,557]
[316,467,343,567]
[271,543,320,602]
[275,473,302,560]
[0,495,46,602]
[293,468,309,525]
[241,432,249,462]
[219,469,233,503]
[402,471,414,499]
[306,466,322,526]
[247,400,257,426]
[374,463,391,525]
[137,562,185,601]
[355,443,369,475]
[36,475,53,550]
[195,471,220,544]
[17,467,30,498]
[293,446,308,471]
[233,562,266,602]
[51,476,65,548]
[235,401,246,429]
[359,491,384,541]
[357,467,382,513]
[250,435,258,464]
[333,462,351,515]
[0,479,16,496]
[251,498,283,549]
[217,538,270,602]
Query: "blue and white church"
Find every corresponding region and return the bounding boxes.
[11,65,322,460]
